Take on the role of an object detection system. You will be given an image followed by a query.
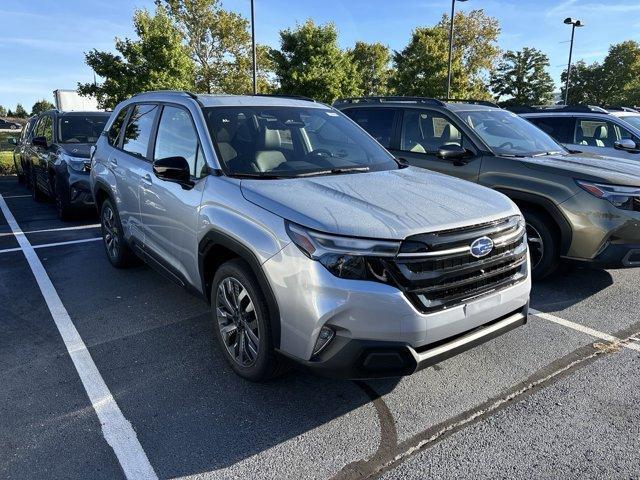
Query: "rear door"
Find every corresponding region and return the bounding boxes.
[390,108,481,182]
[139,104,207,287]
[32,115,55,194]
[525,116,575,150]
[110,103,159,244]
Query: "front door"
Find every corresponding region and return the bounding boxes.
[139,104,207,288]
[389,109,482,182]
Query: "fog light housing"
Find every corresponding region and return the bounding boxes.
[313,326,335,356]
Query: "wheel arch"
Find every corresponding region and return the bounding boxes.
[495,188,572,255]
[198,230,281,349]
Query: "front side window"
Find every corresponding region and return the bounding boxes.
[203,106,398,177]
[108,108,129,146]
[37,116,53,145]
[122,104,158,158]
[343,108,395,148]
[400,110,462,154]
[59,114,109,144]
[154,106,206,178]
[574,118,620,148]
[459,109,565,157]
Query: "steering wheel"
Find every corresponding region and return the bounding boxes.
[498,141,514,150]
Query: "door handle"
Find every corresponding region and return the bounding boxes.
[141,173,152,183]
[110,158,118,166]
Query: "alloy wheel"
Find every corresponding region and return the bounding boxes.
[216,277,260,367]
[526,223,544,270]
[102,204,120,260]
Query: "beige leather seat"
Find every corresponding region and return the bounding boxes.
[255,129,287,172]
[440,123,462,146]
[594,125,608,147]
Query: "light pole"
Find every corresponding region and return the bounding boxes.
[563,17,584,105]
[446,0,468,99]
[251,0,257,95]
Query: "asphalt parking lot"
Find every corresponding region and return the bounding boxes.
[1,175,639,480]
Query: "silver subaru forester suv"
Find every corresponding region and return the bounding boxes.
[90,91,531,381]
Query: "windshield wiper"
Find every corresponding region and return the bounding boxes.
[229,172,294,179]
[297,166,371,177]
[532,151,564,157]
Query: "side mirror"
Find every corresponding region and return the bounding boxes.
[153,156,192,187]
[614,139,637,151]
[32,136,48,148]
[436,144,470,165]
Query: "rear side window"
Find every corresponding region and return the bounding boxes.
[344,108,395,148]
[108,108,129,146]
[37,116,53,145]
[122,104,158,158]
[527,117,574,144]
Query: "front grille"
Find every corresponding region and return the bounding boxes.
[386,216,528,313]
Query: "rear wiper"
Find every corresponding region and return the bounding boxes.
[297,166,370,177]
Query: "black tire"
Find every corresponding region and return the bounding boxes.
[54,178,73,221]
[100,199,137,268]
[31,170,46,202]
[522,209,559,280]
[17,173,25,184]
[211,259,285,382]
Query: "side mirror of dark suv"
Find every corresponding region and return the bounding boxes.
[32,136,48,148]
[436,144,470,165]
[153,156,193,187]
[614,139,638,151]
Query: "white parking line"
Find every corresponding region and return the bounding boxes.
[531,308,640,352]
[0,223,101,238]
[0,194,157,480]
[0,237,102,255]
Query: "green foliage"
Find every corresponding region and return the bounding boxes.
[392,10,499,99]
[348,42,393,96]
[562,41,640,106]
[31,99,56,116]
[270,20,362,103]
[490,47,555,106]
[14,104,28,118]
[78,7,195,109]
[159,0,273,94]
[0,105,6,116]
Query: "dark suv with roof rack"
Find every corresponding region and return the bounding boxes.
[334,97,640,279]
[513,105,640,161]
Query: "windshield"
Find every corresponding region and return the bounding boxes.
[621,115,640,130]
[59,114,109,144]
[203,106,398,177]
[459,109,565,156]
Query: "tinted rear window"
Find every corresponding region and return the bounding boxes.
[122,104,159,158]
[343,108,396,148]
[527,117,574,144]
[108,108,129,146]
[59,114,109,144]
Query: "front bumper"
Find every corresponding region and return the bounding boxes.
[559,190,640,267]
[263,243,531,375]
[59,166,95,210]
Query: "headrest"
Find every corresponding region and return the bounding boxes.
[442,123,461,140]
[263,128,282,149]
[594,125,608,139]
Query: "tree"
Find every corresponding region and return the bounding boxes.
[6,109,13,117]
[599,41,640,106]
[392,9,500,99]
[270,20,361,103]
[560,60,605,105]
[0,105,6,116]
[78,7,195,109]
[159,0,274,94]
[348,41,393,96]
[31,99,56,116]
[490,47,554,106]
[14,104,28,118]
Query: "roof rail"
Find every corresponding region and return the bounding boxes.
[253,93,316,102]
[606,106,639,113]
[333,96,446,107]
[131,90,203,106]
[507,105,609,114]
[443,98,501,108]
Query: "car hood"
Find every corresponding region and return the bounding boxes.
[519,152,640,186]
[240,167,519,240]
[60,143,93,159]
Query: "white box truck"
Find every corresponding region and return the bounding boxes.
[53,90,100,111]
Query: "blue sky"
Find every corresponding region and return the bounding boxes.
[1,0,639,111]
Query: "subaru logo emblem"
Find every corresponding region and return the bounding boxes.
[470,236,494,258]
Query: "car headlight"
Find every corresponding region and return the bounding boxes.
[60,152,90,172]
[576,180,640,210]
[285,221,400,280]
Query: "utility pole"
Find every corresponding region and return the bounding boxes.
[251,0,257,95]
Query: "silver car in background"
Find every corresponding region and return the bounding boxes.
[90,91,530,381]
